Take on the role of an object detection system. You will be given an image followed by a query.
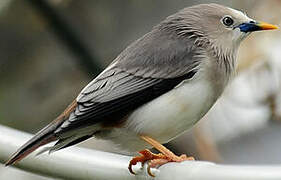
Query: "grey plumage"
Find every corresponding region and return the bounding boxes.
[5,3,277,166]
[56,5,212,134]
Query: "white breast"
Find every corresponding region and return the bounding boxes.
[125,73,217,144]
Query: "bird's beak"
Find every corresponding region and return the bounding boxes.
[238,21,278,33]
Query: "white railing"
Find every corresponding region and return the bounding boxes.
[1,124,281,180]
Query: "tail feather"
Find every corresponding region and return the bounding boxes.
[5,100,78,166]
[35,134,93,157]
[52,135,92,152]
[5,120,62,166]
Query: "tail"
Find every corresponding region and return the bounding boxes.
[5,119,63,166]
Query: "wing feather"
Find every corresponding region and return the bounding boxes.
[56,70,197,134]
[55,26,203,135]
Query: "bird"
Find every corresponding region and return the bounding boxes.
[5,3,277,176]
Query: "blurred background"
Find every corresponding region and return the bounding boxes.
[0,0,280,179]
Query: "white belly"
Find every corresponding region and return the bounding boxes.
[123,76,216,142]
[103,75,221,152]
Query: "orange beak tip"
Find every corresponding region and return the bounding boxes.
[258,22,279,30]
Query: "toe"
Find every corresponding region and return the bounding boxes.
[179,154,195,161]
[149,158,170,168]
[128,160,136,175]
[128,149,159,175]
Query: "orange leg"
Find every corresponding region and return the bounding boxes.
[128,135,194,176]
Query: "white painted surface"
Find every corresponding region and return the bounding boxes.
[1,125,281,180]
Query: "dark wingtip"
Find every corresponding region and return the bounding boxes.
[5,135,57,167]
[5,156,20,167]
[5,147,35,166]
[5,101,75,166]
[4,161,12,167]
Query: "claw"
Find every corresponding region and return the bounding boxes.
[128,160,137,175]
[128,149,165,175]
[128,149,154,175]
[147,164,156,177]
[128,149,194,177]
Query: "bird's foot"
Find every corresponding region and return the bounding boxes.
[128,149,165,176]
[128,149,194,177]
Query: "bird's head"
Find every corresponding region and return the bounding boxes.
[208,4,278,46]
[163,4,278,52]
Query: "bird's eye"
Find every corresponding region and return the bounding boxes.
[222,16,234,27]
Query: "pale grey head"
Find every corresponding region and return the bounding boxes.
[160,4,273,51]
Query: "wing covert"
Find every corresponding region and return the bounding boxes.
[55,26,202,134]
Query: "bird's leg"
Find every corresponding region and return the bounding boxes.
[128,135,194,177]
[141,135,194,165]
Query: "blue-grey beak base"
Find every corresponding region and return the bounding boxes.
[238,22,261,33]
